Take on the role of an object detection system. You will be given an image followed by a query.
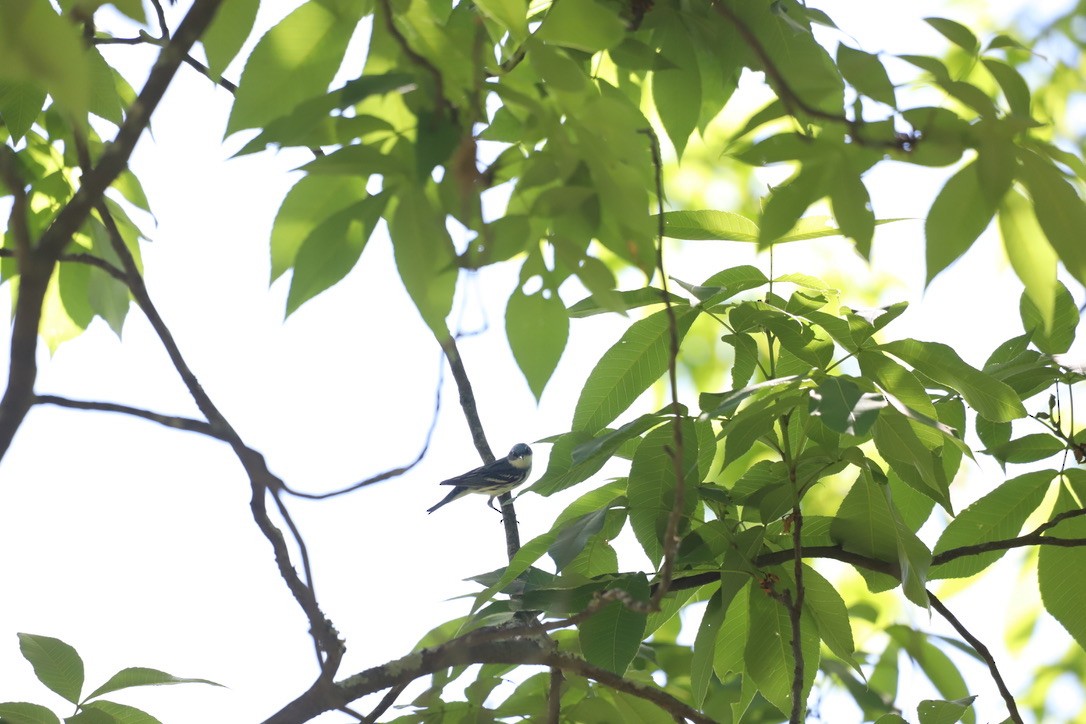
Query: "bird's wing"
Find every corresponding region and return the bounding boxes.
[437,461,494,486]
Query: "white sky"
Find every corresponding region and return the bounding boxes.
[0,1,1082,722]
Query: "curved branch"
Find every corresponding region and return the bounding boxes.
[265,630,715,724]
[928,590,1023,724]
[282,353,444,500]
[32,394,221,438]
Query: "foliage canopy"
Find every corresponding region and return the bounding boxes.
[3,0,1086,722]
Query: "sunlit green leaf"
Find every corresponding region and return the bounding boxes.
[1000,188,1058,333]
[924,17,979,54]
[1020,281,1079,354]
[202,0,259,80]
[286,192,388,315]
[226,0,363,135]
[507,286,569,400]
[1018,150,1086,285]
[538,0,624,51]
[1038,476,1086,651]
[572,307,696,433]
[837,45,896,106]
[879,339,1026,422]
[931,469,1055,579]
[925,160,997,283]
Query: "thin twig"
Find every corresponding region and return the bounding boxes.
[710,1,904,152]
[0,248,127,282]
[362,683,407,723]
[789,506,805,723]
[32,395,221,438]
[282,353,444,499]
[642,127,685,610]
[377,0,450,117]
[150,0,170,38]
[928,590,1023,724]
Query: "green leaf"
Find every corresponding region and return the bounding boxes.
[931,470,1055,579]
[744,580,820,717]
[270,175,368,282]
[879,339,1026,422]
[924,17,979,54]
[1038,479,1086,652]
[78,699,162,724]
[660,210,759,241]
[225,0,363,135]
[981,59,1030,117]
[567,288,686,318]
[548,509,609,571]
[1018,149,1086,285]
[572,307,696,433]
[0,81,46,142]
[803,565,861,672]
[627,419,699,564]
[836,45,896,106]
[925,160,997,283]
[0,0,89,118]
[652,23,701,159]
[0,702,61,724]
[887,626,972,718]
[389,187,457,337]
[917,697,976,724]
[18,633,84,704]
[1000,188,1058,333]
[829,166,876,254]
[507,286,569,400]
[760,162,831,246]
[830,471,931,605]
[985,433,1065,466]
[202,0,260,80]
[286,192,388,315]
[84,666,223,700]
[873,410,948,507]
[722,333,758,388]
[809,376,884,436]
[690,587,725,707]
[1020,281,1079,354]
[475,0,528,42]
[537,0,624,52]
[578,575,649,674]
[528,431,607,496]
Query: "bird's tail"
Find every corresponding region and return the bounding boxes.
[427,486,464,514]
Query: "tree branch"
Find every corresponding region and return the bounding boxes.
[928,590,1023,724]
[265,628,715,724]
[0,0,226,461]
[282,353,444,499]
[439,335,521,560]
[32,394,221,438]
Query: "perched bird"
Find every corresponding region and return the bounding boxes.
[427,443,533,514]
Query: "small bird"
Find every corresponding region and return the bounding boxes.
[427,443,533,513]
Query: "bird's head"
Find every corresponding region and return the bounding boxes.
[508,443,532,469]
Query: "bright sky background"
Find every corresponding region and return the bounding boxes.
[1,1,1082,722]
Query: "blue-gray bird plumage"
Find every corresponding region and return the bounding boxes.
[427,443,533,513]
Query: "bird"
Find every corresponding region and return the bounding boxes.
[427,443,533,514]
